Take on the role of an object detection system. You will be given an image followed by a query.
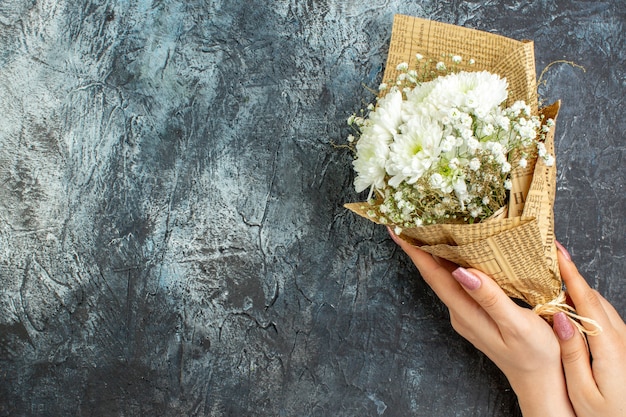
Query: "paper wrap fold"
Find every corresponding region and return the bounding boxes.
[346,16,564,311]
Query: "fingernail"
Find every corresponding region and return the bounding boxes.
[451,267,482,290]
[554,312,575,341]
[555,240,572,261]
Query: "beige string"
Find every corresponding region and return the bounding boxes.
[533,290,603,336]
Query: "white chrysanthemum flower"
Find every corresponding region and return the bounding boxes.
[456,71,508,116]
[504,179,512,190]
[404,82,437,115]
[501,161,511,173]
[352,133,390,192]
[423,74,464,110]
[367,89,403,139]
[386,115,443,187]
[352,90,403,192]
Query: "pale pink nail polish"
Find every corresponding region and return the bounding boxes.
[451,267,481,290]
[554,312,575,341]
[555,240,572,261]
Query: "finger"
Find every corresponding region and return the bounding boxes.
[557,244,626,394]
[388,230,520,355]
[388,229,522,330]
[553,312,601,401]
[387,228,442,274]
[556,247,611,335]
[449,308,503,351]
[557,241,626,334]
[457,267,522,331]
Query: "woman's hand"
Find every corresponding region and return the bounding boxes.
[388,229,576,417]
[553,242,626,417]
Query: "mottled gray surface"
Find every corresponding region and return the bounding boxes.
[0,1,624,416]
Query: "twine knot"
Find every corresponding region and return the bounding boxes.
[533,290,602,336]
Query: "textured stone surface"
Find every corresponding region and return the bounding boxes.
[0,1,624,416]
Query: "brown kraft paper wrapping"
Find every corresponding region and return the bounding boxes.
[345,15,563,310]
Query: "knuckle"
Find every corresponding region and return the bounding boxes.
[561,346,587,364]
[450,314,472,341]
[584,288,603,308]
[502,318,531,338]
[449,314,463,333]
[478,291,500,311]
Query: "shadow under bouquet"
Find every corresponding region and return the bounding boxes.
[345,15,597,331]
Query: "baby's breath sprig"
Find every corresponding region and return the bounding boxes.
[386,52,477,95]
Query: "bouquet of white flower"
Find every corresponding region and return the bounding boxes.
[346,16,598,332]
[349,59,555,229]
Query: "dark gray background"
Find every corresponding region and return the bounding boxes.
[0,1,624,416]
